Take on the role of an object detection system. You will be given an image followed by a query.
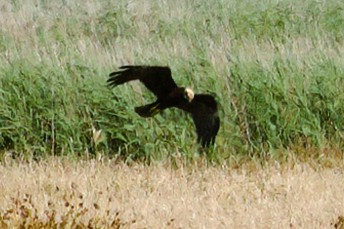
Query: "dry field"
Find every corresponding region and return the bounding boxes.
[0,158,343,228]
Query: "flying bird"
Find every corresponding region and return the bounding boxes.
[107,65,220,147]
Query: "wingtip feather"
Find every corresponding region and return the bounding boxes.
[108,71,118,77]
[119,65,136,70]
[107,76,121,87]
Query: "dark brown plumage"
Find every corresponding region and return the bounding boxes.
[107,65,220,147]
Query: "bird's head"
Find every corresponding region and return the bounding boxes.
[184,87,194,102]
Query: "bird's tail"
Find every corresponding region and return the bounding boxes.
[135,102,161,117]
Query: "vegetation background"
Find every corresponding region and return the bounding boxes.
[0,0,344,227]
[0,0,343,163]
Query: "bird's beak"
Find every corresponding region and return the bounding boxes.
[185,88,194,102]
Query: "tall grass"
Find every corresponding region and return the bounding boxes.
[0,0,343,162]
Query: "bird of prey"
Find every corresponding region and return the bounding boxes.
[107,65,220,147]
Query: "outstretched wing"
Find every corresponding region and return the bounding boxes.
[178,94,220,147]
[107,66,178,99]
[193,113,220,147]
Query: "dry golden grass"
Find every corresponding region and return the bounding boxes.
[0,158,343,228]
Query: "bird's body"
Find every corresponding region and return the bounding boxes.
[107,65,220,147]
